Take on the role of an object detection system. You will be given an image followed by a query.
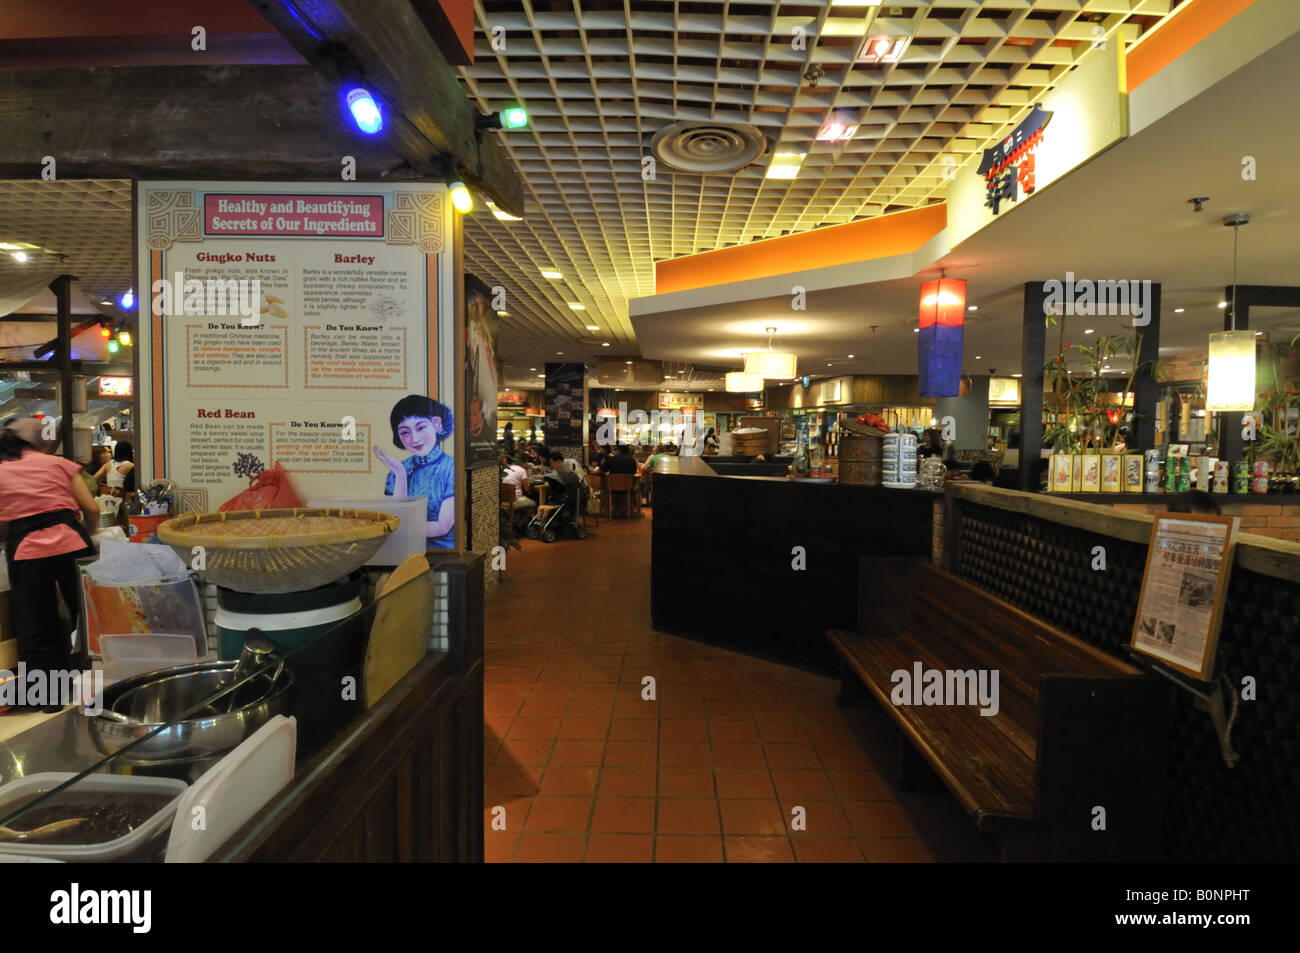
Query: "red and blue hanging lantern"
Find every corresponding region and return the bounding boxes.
[917,277,966,397]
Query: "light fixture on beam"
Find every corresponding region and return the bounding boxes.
[344,87,384,135]
[448,176,472,213]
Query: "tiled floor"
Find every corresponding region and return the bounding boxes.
[484,508,995,863]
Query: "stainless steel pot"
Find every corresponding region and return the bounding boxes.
[86,660,292,765]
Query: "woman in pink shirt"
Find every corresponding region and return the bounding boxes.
[0,419,99,710]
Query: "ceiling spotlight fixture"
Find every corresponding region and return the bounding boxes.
[601,342,610,347]
[584,324,599,330]
[1217,301,1228,309]
[496,310,508,317]
[1188,196,1209,213]
[119,290,135,310]
[968,305,978,312]
[541,269,563,279]
[856,34,910,65]
[345,86,384,135]
[847,354,855,359]
[624,360,633,365]
[802,64,825,87]
[569,303,585,311]
[11,251,28,263]
[913,327,920,333]
[815,116,858,143]
[975,355,982,360]
[1083,328,1094,334]
[1173,308,1185,313]
[477,105,529,131]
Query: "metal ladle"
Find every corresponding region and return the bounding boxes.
[217,633,284,713]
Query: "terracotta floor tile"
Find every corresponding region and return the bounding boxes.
[783,799,851,837]
[725,836,794,863]
[485,764,540,797]
[713,768,774,800]
[658,768,715,798]
[655,835,724,862]
[524,796,594,832]
[754,718,809,743]
[486,683,530,700]
[558,717,610,740]
[657,798,721,836]
[613,699,659,720]
[826,770,892,801]
[770,768,836,802]
[514,833,587,863]
[604,740,657,766]
[591,797,656,834]
[483,796,531,835]
[484,713,515,737]
[659,741,711,768]
[566,697,614,718]
[537,665,585,683]
[507,717,562,740]
[708,720,759,744]
[841,801,918,839]
[861,837,934,863]
[550,740,606,766]
[608,719,658,741]
[484,832,518,863]
[719,799,789,836]
[711,742,766,768]
[705,700,752,721]
[539,765,600,797]
[763,742,822,769]
[585,834,654,863]
[499,738,554,766]
[659,698,707,719]
[518,697,569,718]
[572,684,618,700]
[484,740,502,764]
[579,667,620,683]
[815,743,876,771]
[660,720,709,743]
[794,838,865,863]
[485,697,523,718]
[599,766,657,797]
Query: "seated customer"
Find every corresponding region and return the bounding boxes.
[600,444,638,475]
[969,460,996,484]
[499,454,536,521]
[547,450,584,510]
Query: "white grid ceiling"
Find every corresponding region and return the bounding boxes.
[459,0,1185,373]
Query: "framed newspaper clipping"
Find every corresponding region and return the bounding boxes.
[1130,512,1238,681]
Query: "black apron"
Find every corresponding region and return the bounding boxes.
[5,508,96,566]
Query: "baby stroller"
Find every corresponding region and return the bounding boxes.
[526,474,587,543]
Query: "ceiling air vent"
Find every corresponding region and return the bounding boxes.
[649,121,767,174]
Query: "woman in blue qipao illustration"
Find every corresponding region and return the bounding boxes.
[373,395,455,549]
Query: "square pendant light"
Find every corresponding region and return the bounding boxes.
[1206,330,1257,412]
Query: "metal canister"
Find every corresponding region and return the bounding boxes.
[1144,465,1160,493]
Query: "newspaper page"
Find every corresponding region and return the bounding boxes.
[1133,517,1231,675]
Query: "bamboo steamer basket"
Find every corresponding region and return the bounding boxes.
[157,508,400,594]
[731,429,769,456]
[838,432,883,486]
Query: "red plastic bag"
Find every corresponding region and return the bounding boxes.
[218,462,303,512]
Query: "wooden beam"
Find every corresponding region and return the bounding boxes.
[0,66,408,179]
[245,0,523,215]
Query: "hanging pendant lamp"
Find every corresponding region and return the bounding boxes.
[1206,214,1256,413]
[743,327,797,379]
[917,276,966,397]
[725,372,764,392]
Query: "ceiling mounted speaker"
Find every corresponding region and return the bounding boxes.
[650,121,768,174]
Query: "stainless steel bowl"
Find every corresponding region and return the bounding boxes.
[86,660,292,765]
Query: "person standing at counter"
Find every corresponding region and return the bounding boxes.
[0,419,98,709]
[373,395,456,550]
[94,440,135,496]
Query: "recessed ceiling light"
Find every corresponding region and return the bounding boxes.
[847,354,854,359]
[664,374,672,378]
[815,118,858,143]
[765,152,806,179]
[1083,328,1094,334]
[1217,301,1228,309]
[542,270,563,279]
[913,328,919,333]
[11,251,28,262]
[569,303,585,310]
[624,360,633,364]
[968,305,978,311]
[1173,308,1185,313]
[584,324,599,331]
[975,355,982,360]
[856,34,910,64]
[537,373,545,378]
[529,367,536,371]
[601,342,610,347]
[1255,331,1263,336]
[556,351,563,355]
[496,310,508,316]
[1012,373,1022,378]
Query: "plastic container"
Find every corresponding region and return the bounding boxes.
[0,773,187,863]
[81,572,205,657]
[99,633,201,683]
[307,496,427,567]
[165,715,296,863]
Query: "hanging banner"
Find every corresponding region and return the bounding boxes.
[464,276,499,468]
[136,181,459,549]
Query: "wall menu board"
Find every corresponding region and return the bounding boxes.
[1131,513,1239,681]
[136,181,458,548]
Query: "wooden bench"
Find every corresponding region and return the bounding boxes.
[829,560,1168,862]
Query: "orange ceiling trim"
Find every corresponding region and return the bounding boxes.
[654,204,947,295]
[1126,0,1257,91]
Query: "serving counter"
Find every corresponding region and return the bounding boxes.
[649,455,934,671]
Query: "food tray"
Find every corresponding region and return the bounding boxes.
[157,508,398,594]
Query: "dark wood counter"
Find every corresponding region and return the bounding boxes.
[650,455,934,671]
